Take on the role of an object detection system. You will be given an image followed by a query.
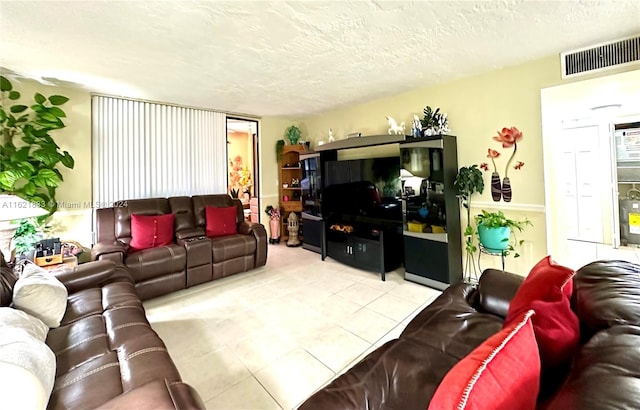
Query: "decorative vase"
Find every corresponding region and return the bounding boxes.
[269,219,280,244]
[491,172,502,202]
[502,177,512,202]
[478,225,511,252]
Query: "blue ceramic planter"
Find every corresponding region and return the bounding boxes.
[478,225,510,251]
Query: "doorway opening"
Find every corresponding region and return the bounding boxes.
[226,117,260,222]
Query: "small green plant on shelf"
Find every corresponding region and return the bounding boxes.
[285,125,301,145]
[475,210,532,257]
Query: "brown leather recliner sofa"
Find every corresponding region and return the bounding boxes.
[92,194,267,300]
[300,260,640,409]
[0,254,205,409]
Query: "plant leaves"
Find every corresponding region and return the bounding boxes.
[48,95,69,105]
[60,151,74,169]
[11,146,31,162]
[33,149,61,166]
[40,112,58,122]
[22,181,36,196]
[48,106,66,118]
[8,91,20,100]
[0,109,6,122]
[31,104,44,113]
[0,76,12,92]
[0,170,19,188]
[34,93,46,104]
[10,105,28,113]
[37,169,62,187]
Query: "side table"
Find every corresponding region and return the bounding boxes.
[41,255,78,271]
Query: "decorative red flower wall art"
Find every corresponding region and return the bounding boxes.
[479,127,524,202]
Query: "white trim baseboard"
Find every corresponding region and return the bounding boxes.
[471,201,546,213]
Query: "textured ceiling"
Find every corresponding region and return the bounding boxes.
[1,1,639,117]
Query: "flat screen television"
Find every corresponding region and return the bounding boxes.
[323,157,402,222]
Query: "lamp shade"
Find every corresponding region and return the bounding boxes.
[0,194,49,222]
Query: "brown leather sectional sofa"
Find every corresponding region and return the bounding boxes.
[0,255,205,409]
[300,260,640,409]
[92,194,267,300]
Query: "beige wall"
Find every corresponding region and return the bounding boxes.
[7,54,636,259]
[258,117,295,223]
[290,56,638,274]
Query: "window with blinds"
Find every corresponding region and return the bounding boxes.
[91,95,227,205]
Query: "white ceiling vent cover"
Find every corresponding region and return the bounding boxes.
[561,35,640,79]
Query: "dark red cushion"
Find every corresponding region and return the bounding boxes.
[428,310,540,410]
[205,206,237,237]
[129,213,175,253]
[505,256,579,369]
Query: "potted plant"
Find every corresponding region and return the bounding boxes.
[475,210,532,257]
[453,165,484,279]
[285,125,301,145]
[275,139,285,162]
[12,218,41,260]
[0,75,74,215]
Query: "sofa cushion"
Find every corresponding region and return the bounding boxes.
[299,338,462,410]
[124,244,187,283]
[428,310,540,410]
[543,325,640,410]
[573,260,640,335]
[129,213,175,253]
[205,206,237,237]
[210,235,257,262]
[505,255,579,369]
[12,263,68,328]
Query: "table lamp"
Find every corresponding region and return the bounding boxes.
[0,194,49,261]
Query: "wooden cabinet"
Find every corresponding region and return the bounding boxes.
[279,145,306,241]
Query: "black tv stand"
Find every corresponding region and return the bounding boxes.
[321,217,402,281]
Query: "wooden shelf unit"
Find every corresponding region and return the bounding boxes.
[279,145,307,241]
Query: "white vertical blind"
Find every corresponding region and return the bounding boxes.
[92,96,227,204]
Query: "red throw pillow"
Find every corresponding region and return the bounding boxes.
[129,213,175,253]
[505,255,579,369]
[428,310,540,410]
[205,206,237,237]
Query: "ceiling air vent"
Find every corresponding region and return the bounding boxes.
[561,35,640,79]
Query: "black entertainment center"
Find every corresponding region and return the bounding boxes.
[312,133,461,288]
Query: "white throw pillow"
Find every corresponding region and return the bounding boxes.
[0,362,49,410]
[0,316,56,409]
[12,263,68,328]
[0,307,49,341]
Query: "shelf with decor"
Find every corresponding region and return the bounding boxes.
[279,145,307,242]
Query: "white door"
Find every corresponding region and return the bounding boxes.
[560,125,604,243]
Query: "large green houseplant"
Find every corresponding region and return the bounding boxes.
[0,75,74,215]
[475,210,532,257]
[453,164,484,280]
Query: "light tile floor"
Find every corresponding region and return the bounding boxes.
[143,244,441,410]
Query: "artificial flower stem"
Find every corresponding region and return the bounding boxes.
[504,142,517,178]
[491,157,498,173]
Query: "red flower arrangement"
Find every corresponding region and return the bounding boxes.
[493,127,524,177]
[482,126,525,202]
